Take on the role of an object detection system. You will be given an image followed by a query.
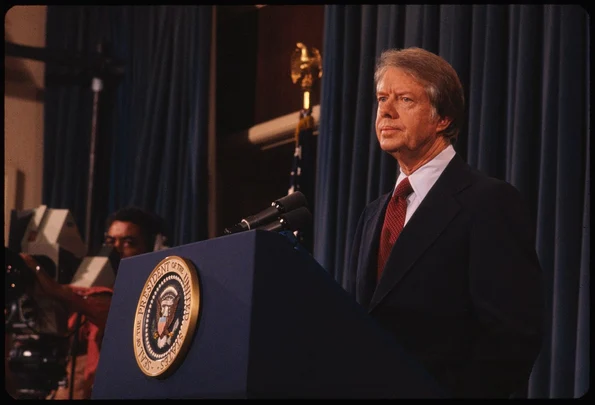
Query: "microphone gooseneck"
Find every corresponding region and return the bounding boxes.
[257,206,312,233]
[223,192,308,235]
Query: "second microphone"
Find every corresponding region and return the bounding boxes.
[223,191,308,235]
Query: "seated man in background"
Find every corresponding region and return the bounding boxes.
[14,206,169,400]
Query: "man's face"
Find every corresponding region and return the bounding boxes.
[375,67,449,157]
[104,220,149,259]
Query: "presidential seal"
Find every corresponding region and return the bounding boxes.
[133,256,200,379]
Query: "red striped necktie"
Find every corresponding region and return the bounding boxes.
[377,177,414,280]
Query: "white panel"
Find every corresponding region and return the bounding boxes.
[247,104,320,146]
[57,210,87,258]
[21,205,48,251]
[41,209,66,244]
[224,105,321,149]
[70,256,115,288]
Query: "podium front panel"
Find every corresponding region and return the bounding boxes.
[93,234,259,399]
[93,231,446,399]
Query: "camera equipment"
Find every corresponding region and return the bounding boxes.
[5,247,71,399]
[5,205,87,399]
[7,333,71,399]
[8,205,87,284]
[5,247,36,308]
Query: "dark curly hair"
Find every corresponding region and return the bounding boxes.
[104,206,169,252]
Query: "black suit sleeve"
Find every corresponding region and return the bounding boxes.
[453,181,544,398]
[346,208,367,298]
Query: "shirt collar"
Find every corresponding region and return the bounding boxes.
[394,145,456,200]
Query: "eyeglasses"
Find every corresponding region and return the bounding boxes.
[103,234,141,248]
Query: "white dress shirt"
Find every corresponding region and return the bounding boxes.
[393,145,456,226]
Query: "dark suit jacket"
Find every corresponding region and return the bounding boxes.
[347,153,544,398]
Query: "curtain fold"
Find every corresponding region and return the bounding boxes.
[44,5,213,249]
[44,6,102,240]
[316,4,589,398]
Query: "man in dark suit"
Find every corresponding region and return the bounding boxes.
[346,47,543,398]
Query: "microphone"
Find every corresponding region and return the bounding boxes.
[223,191,307,235]
[256,206,312,233]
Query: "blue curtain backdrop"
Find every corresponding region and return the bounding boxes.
[314,4,589,399]
[43,5,213,249]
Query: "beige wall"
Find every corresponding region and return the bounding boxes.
[4,5,47,244]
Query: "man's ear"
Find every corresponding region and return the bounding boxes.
[436,116,452,133]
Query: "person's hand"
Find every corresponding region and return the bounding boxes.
[18,253,70,302]
[18,252,41,273]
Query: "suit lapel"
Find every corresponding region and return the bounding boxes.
[368,154,472,312]
[356,194,391,309]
